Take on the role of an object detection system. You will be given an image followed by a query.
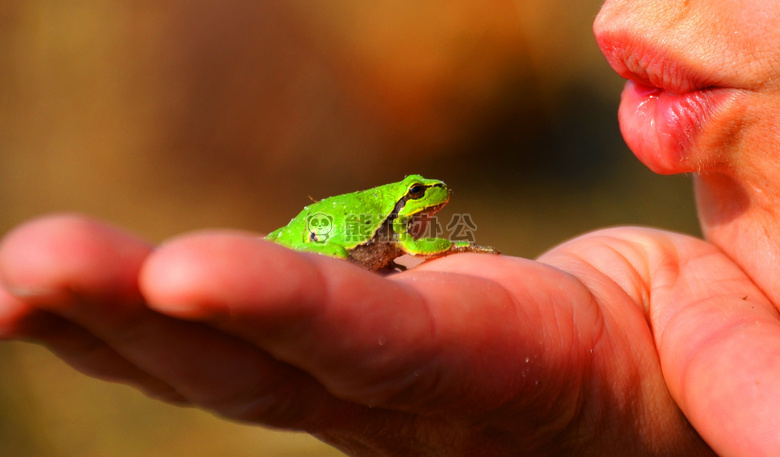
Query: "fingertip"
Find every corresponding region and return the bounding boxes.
[0,285,62,340]
[1,213,93,296]
[139,231,330,322]
[138,249,221,320]
[139,231,269,319]
[0,213,152,305]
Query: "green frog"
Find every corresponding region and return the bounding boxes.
[265,174,498,271]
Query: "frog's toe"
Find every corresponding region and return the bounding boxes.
[451,241,500,255]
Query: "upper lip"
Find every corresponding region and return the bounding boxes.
[595,31,721,95]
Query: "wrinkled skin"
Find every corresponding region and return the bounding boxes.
[2,0,780,455]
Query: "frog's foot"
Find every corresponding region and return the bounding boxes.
[389,260,408,272]
[449,241,500,255]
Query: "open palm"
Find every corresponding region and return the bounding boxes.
[2,214,778,456]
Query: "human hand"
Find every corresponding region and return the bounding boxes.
[5,214,773,456]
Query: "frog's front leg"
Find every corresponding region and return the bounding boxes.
[396,235,498,259]
[397,236,454,256]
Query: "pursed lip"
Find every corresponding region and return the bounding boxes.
[595,32,743,174]
[596,32,721,95]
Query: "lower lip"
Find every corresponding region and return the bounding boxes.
[618,80,733,174]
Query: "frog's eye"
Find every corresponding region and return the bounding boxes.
[407,184,426,199]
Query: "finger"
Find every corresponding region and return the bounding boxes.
[0,280,188,403]
[0,213,153,312]
[141,232,592,417]
[0,215,191,399]
[0,215,373,429]
[0,284,42,339]
[651,238,780,456]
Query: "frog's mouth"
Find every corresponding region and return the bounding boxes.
[408,202,448,239]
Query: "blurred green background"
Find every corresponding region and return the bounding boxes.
[0,0,699,456]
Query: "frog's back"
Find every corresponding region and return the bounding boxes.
[305,186,399,245]
[266,185,397,247]
[266,175,434,250]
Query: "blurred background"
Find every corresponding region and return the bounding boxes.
[0,0,699,456]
